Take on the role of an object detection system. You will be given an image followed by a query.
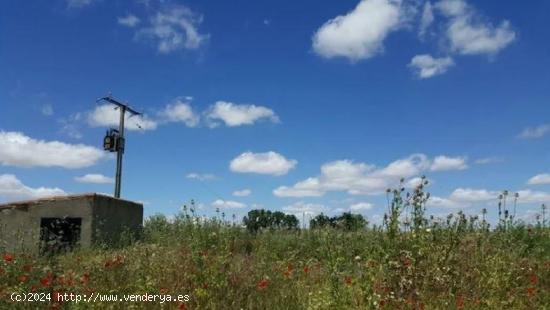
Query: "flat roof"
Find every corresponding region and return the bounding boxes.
[0,193,139,210]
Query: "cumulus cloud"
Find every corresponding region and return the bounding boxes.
[409,54,454,78]
[118,14,141,28]
[233,189,252,197]
[312,0,405,61]
[206,101,279,127]
[230,151,297,176]
[211,199,246,209]
[426,196,465,209]
[274,154,437,198]
[136,5,209,53]
[518,124,550,139]
[430,155,467,171]
[449,188,498,202]
[474,157,502,165]
[0,131,104,169]
[516,190,550,204]
[0,174,66,201]
[66,0,95,8]
[282,201,327,217]
[350,202,374,211]
[528,174,550,185]
[435,0,516,56]
[159,98,199,127]
[87,104,157,131]
[41,104,54,116]
[75,174,114,184]
[419,1,434,38]
[186,173,217,181]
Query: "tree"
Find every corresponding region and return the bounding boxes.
[243,209,299,232]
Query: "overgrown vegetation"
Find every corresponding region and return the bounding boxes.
[0,182,549,309]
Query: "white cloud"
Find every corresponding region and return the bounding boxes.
[87,104,158,131]
[435,0,516,56]
[0,174,66,201]
[273,178,325,198]
[0,131,104,169]
[474,157,502,165]
[282,201,327,217]
[159,99,199,127]
[211,199,246,209]
[427,196,466,209]
[118,14,141,28]
[75,174,114,184]
[233,189,252,197]
[430,155,467,171]
[449,188,498,202]
[528,174,550,185]
[66,0,95,8]
[350,202,374,210]
[419,1,434,38]
[274,154,435,197]
[186,173,217,181]
[516,190,550,204]
[409,54,454,78]
[136,5,209,53]
[206,101,279,127]
[312,0,405,61]
[41,104,54,116]
[230,151,297,176]
[518,124,550,139]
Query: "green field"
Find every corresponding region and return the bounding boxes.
[1,187,549,309]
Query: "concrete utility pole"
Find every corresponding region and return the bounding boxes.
[97,95,141,198]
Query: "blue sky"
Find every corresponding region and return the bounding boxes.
[1,0,549,225]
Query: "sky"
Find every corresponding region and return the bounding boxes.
[1,0,549,225]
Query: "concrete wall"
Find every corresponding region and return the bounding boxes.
[0,194,142,254]
[92,195,143,245]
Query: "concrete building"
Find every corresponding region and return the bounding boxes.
[0,193,143,255]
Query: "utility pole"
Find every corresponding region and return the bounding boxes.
[97,95,141,198]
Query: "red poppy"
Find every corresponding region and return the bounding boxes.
[530,274,539,286]
[256,279,269,290]
[0,267,4,275]
[527,287,537,297]
[81,273,90,285]
[344,276,353,286]
[456,295,465,309]
[403,258,412,267]
[41,277,52,287]
[178,303,187,310]
[379,299,386,307]
[303,266,310,274]
[3,253,13,263]
[18,275,29,283]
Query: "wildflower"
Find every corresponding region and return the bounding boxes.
[0,267,4,275]
[456,295,465,309]
[3,253,13,263]
[527,287,537,296]
[344,276,353,286]
[379,299,386,307]
[303,266,310,274]
[257,279,269,290]
[41,276,52,287]
[178,303,187,310]
[530,274,538,286]
[18,275,29,283]
[80,273,90,285]
[354,255,361,261]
